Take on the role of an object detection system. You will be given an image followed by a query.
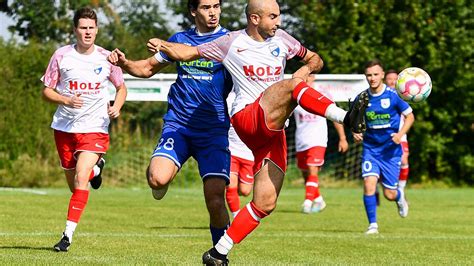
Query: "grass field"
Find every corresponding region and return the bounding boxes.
[1,186,473,264]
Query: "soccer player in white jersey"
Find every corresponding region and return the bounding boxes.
[294,106,348,214]
[147,0,368,264]
[41,7,127,252]
[226,91,255,218]
[386,69,410,192]
[353,60,414,235]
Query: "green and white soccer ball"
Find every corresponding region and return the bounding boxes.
[395,67,432,103]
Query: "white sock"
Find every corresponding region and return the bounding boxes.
[92,165,100,177]
[64,220,77,242]
[398,180,407,189]
[369,222,378,229]
[215,233,233,255]
[324,103,347,124]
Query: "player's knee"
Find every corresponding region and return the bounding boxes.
[254,197,277,214]
[383,189,397,201]
[74,169,91,188]
[147,167,169,189]
[239,186,252,196]
[206,195,226,212]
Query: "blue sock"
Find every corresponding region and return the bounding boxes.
[395,189,401,201]
[210,224,229,246]
[363,194,377,224]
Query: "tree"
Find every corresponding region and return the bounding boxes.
[280,0,474,183]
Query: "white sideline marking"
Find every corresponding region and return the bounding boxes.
[0,232,205,238]
[0,231,472,240]
[0,187,47,195]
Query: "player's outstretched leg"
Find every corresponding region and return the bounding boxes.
[343,90,369,133]
[202,248,229,266]
[53,233,71,252]
[90,157,105,189]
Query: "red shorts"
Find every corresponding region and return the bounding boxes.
[401,141,409,155]
[231,96,287,173]
[296,146,326,170]
[230,155,254,184]
[54,130,109,169]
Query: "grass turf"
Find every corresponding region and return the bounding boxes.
[0,187,472,264]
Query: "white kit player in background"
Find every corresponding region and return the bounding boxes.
[226,91,255,218]
[294,105,348,214]
[41,7,127,252]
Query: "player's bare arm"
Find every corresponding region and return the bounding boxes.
[108,48,168,78]
[108,83,127,119]
[333,122,349,153]
[147,38,201,62]
[393,112,415,144]
[42,87,83,108]
[292,50,324,81]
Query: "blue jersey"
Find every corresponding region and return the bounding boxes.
[362,85,412,156]
[158,27,233,133]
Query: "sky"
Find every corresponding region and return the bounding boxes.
[0,2,179,41]
[0,13,15,40]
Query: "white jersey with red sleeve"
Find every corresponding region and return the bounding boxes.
[197,29,306,117]
[41,44,124,133]
[227,91,254,161]
[294,105,328,152]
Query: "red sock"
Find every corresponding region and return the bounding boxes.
[305,174,320,201]
[226,201,268,244]
[399,167,409,181]
[226,186,240,213]
[67,189,89,223]
[292,81,334,116]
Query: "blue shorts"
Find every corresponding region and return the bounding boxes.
[361,152,401,189]
[152,123,230,184]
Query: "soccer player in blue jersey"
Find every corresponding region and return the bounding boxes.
[107,0,232,245]
[352,59,414,235]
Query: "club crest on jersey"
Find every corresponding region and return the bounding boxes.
[94,65,102,75]
[269,44,280,57]
[381,98,391,109]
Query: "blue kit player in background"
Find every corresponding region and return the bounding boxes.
[352,59,414,235]
[107,0,232,245]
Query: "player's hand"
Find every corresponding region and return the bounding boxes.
[107,48,127,66]
[108,104,120,119]
[391,133,402,144]
[352,132,363,144]
[338,138,349,153]
[66,93,83,108]
[147,38,162,54]
[292,65,311,82]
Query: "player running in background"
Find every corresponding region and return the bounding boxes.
[107,0,232,246]
[226,91,255,218]
[41,7,127,252]
[294,105,348,214]
[147,0,368,263]
[386,69,410,192]
[353,60,414,235]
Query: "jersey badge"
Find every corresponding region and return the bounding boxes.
[381,98,391,109]
[94,65,102,75]
[269,44,280,57]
